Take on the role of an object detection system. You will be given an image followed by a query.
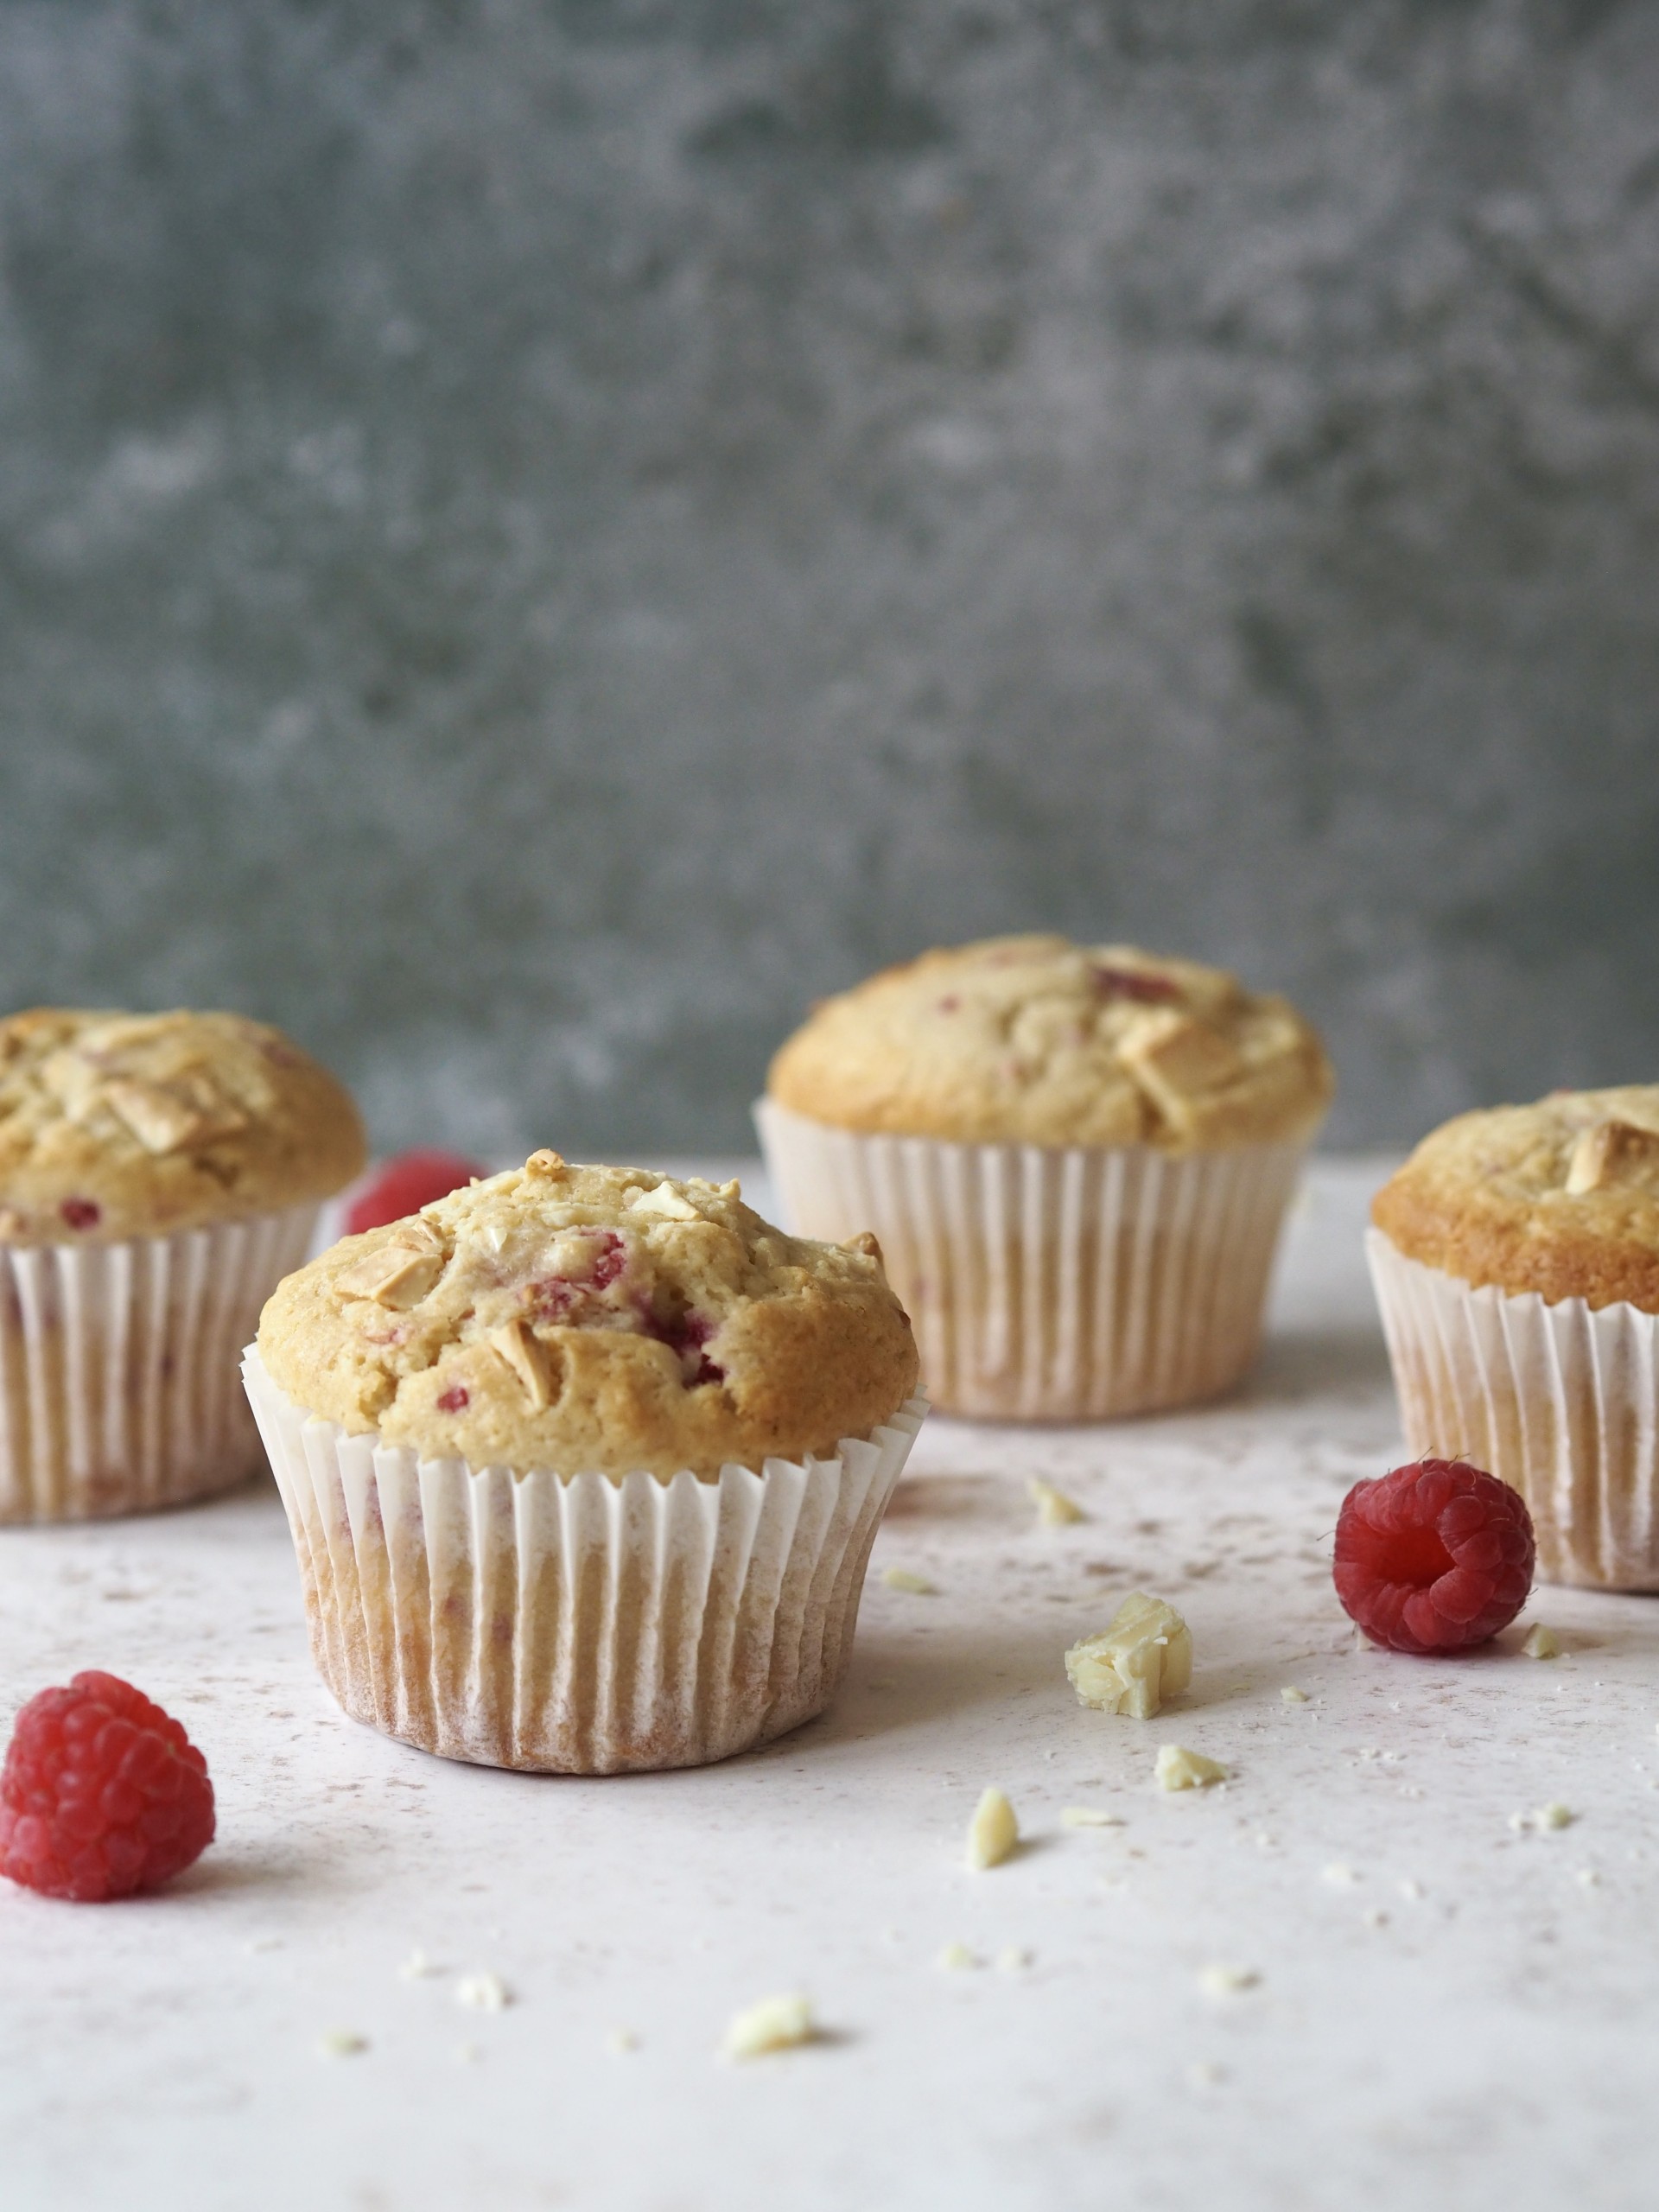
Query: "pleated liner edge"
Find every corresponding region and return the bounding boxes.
[242,1347,928,1773]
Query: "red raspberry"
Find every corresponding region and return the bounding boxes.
[345,1148,484,1235]
[0,1672,215,1901]
[1333,1458,1535,1655]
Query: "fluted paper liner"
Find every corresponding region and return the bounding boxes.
[0,1204,318,1522]
[1367,1228,1659,1590]
[242,1348,927,1774]
[756,1099,1306,1421]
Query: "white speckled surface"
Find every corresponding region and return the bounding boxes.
[4,1158,1657,2212]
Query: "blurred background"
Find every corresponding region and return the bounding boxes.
[1,0,1656,1158]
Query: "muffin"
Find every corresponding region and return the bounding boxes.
[1369,1086,1659,1588]
[757,934,1333,1420]
[0,1007,364,1522]
[242,1150,925,1773]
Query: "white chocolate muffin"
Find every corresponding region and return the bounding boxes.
[257,1150,920,1479]
[766,935,1332,1153]
[0,1007,365,1243]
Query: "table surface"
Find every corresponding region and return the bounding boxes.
[4,1157,1657,2212]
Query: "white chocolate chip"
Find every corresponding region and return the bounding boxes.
[454,1973,512,2012]
[1280,1685,1310,1703]
[628,1182,700,1221]
[1522,1624,1560,1660]
[880,1566,936,1595]
[965,1787,1019,1870]
[1198,1964,1258,1999]
[1066,1595,1192,1720]
[1155,1745,1227,1791]
[721,1993,815,2059]
[486,1319,554,1409]
[1028,1477,1085,1527]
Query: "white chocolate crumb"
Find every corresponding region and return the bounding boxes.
[316,2029,368,2059]
[995,1946,1032,1974]
[1280,1686,1310,1703]
[937,1941,978,1971]
[1156,1744,1227,1791]
[454,2042,482,2064]
[398,1947,441,1980]
[880,1567,937,1596]
[1066,1594,1193,1720]
[1577,1867,1601,1888]
[1198,1964,1259,1999]
[455,1972,512,2012]
[1363,1908,1389,1929]
[1510,1803,1575,1835]
[1028,1476,1085,1527]
[1187,2061,1227,2088]
[1398,1878,1425,1900]
[966,1786,1020,1869]
[606,2027,639,2054]
[244,1936,283,1955]
[1321,1863,1360,1886]
[1522,1624,1560,1661]
[1060,1807,1123,1828]
[721,1993,815,2060]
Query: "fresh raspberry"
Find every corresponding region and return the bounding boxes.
[1333,1459,1535,1655]
[0,1672,215,1901]
[345,1148,484,1234]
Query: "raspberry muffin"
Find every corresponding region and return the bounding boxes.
[1369,1086,1659,1587]
[243,1151,925,1773]
[758,935,1332,1419]
[0,1007,364,1521]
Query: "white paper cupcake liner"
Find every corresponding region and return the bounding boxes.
[755,1098,1306,1421]
[0,1204,319,1523]
[1367,1228,1659,1590]
[241,1348,928,1774]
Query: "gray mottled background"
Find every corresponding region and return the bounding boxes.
[1,0,1656,1157]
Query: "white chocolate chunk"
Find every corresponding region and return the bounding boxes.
[1522,1624,1560,1660]
[103,1073,245,1154]
[721,1993,815,2059]
[1280,1685,1310,1703]
[966,1787,1019,1870]
[487,1319,554,1409]
[628,1182,701,1220]
[1565,1118,1659,1195]
[1198,1964,1258,1998]
[334,1217,448,1307]
[1028,1476,1085,1527]
[1065,1594,1192,1720]
[454,1972,511,2011]
[1156,1745,1227,1791]
[316,2029,368,2058]
[880,1566,936,1595]
[1117,1011,1244,1123]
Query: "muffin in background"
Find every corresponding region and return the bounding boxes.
[244,1150,925,1774]
[1369,1086,1659,1589]
[758,934,1332,1421]
[0,1007,365,1522]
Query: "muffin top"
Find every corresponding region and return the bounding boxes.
[0,1008,365,1243]
[257,1150,921,1478]
[1372,1087,1659,1313]
[766,935,1333,1151]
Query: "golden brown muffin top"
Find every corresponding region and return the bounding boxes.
[1372,1086,1659,1313]
[0,1007,365,1243]
[257,1151,921,1479]
[766,934,1333,1152]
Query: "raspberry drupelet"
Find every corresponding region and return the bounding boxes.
[0,1672,215,1901]
[1333,1458,1535,1656]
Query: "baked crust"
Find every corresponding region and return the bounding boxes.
[766,935,1332,1152]
[0,1007,365,1243]
[1371,1086,1659,1313]
[257,1152,921,1478]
